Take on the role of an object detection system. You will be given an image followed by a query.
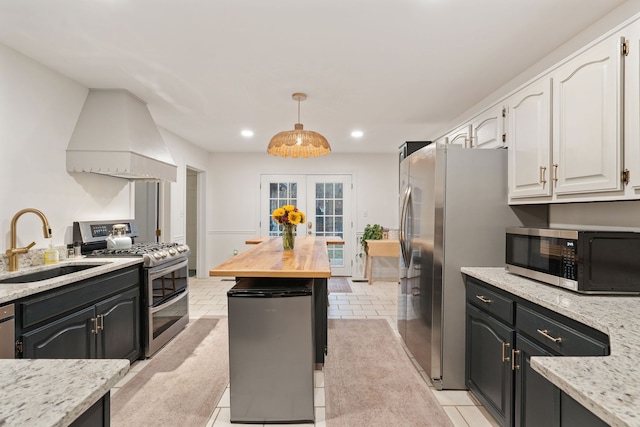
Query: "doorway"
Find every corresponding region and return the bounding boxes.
[186,168,199,277]
[260,174,353,276]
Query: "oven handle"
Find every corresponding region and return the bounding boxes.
[150,288,189,314]
[148,259,189,281]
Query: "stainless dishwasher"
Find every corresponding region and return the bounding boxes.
[0,304,15,359]
[227,278,314,424]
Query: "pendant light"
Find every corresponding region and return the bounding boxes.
[267,92,331,158]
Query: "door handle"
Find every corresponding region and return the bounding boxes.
[501,342,511,363]
[307,221,312,235]
[511,349,521,370]
[539,166,547,185]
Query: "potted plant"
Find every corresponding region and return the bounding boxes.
[358,224,384,257]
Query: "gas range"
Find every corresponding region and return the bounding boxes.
[89,242,190,268]
[73,219,190,268]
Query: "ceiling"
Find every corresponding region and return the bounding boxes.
[0,0,628,154]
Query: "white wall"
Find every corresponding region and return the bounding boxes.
[206,152,398,272]
[0,43,133,261]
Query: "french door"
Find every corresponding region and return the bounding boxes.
[260,174,352,276]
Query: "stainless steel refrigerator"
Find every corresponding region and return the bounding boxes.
[398,143,545,390]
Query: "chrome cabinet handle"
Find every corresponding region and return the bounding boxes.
[539,166,547,185]
[91,317,99,334]
[552,163,559,183]
[502,342,511,362]
[475,295,492,304]
[537,328,563,343]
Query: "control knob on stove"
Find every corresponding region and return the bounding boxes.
[168,248,177,256]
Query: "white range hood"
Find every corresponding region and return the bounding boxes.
[67,89,177,182]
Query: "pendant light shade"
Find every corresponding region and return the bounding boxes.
[267,93,331,158]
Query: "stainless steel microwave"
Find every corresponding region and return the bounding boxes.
[505,227,640,294]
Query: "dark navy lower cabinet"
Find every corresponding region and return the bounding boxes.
[560,392,609,427]
[513,334,558,427]
[17,265,141,362]
[466,303,514,426]
[465,276,611,427]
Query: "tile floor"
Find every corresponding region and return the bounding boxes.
[111,276,499,427]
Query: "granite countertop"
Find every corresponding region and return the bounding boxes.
[0,257,144,305]
[0,359,129,427]
[462,267,640,427]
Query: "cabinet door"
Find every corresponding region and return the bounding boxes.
[507,78,553,201]
[552,33,625,196]
[96,287,141,362]
[466,304,514,427]
[514,334,559,427]
[471,105,505,149]
[22,306,96,359]
[560,392,609,427]
[446,124,471,147]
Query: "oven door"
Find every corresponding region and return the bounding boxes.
[146,259,190,357]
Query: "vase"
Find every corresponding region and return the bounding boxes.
[282,223,295,250]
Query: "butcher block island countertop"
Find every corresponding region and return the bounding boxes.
[209,236,332,278]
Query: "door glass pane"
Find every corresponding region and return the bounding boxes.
[314,181,344,268]
[269,181,299,236]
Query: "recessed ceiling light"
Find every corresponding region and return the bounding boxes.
[241,129,254,137]
[351,130,364,138]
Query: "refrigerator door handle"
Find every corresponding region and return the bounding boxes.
[400,186,412,267]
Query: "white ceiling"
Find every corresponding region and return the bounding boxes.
[0,0,629,154]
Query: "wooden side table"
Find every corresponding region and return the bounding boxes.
[364,239,400,285]
[246,236,345,245]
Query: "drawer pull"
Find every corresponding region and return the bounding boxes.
[501,342,511,362]
[537,329,563,343]
[511,349,521,370]
[475,295,492,304]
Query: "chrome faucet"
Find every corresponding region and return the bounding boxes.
[5,208,52,272]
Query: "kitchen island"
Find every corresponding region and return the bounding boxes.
[463,267,640,427]
[209,236,331,363]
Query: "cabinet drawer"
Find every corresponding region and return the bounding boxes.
[19,266,140,330]
[516,305,608,356]
[466,277,514,325]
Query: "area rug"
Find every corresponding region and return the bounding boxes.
[328,277,353,293]
[324,319,453,427]
[111,317,229,427]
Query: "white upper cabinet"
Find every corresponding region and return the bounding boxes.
[446,124,471,147]
[626,20,640,190]
[507,78,553,201]
[470,105,505,149]
[508,30,628,204]
[436,13,640,205]
[551,32,625,197]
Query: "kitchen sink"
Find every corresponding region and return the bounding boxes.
[0,263,107,284]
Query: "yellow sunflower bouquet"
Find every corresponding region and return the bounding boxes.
[271,205,306,226]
